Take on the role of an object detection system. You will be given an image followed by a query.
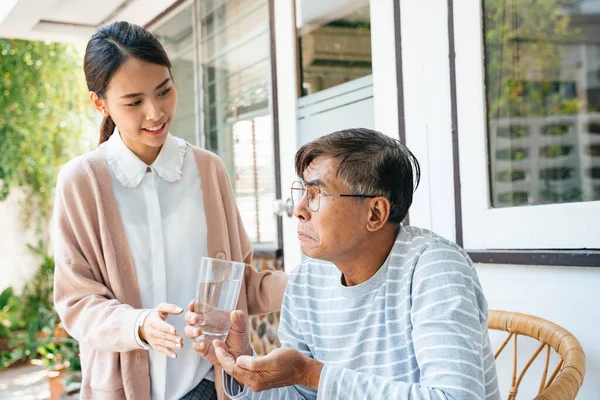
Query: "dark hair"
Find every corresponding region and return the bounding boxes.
[295,128,421,224]
[83,21,172,145]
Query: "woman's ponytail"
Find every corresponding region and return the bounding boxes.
[99,115,116,145]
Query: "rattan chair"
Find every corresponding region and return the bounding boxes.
[488,310,586,400]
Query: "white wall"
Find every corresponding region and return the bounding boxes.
[397,0,597,398]
[0,190,40,294]
[400,0,457,241]
[478,264,600,399]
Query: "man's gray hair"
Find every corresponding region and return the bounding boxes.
[295,128,420,224]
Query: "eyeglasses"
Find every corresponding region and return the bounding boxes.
[290,180,378,212]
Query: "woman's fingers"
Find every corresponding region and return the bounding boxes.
[152,336,183,350]
[148,324,182,344]
[152,314,178,334]
[153,344,178,359]
[156,302,184,317]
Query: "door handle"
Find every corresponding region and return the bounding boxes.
[272,198,293,218]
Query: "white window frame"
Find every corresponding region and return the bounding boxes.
[453,0,600,250]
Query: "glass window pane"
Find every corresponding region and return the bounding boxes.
[483,0,600,208]
[200,0,277,245]
[297,0,372,96]
[151,3,196,145]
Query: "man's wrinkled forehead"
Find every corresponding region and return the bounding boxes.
[302,156,339,189]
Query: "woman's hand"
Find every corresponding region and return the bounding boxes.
[140,302,184,358]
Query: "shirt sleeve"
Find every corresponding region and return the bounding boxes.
[53,166,148,352]
[134,309,152,350]
[316,241,490,400]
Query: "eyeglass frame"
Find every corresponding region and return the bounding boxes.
[290,180,378,212]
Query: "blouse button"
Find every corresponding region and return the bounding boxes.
[216,252,226,260]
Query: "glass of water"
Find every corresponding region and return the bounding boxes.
[194,257,245,342]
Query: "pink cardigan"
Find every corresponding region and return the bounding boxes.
[53,145,288,399]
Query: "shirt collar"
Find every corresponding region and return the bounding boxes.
[101,127,188,188]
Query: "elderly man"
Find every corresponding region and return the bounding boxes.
[186,128,500,400]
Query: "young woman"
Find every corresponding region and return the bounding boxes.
[52,21,288,400]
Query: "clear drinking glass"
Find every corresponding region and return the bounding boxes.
[194,257,245,342]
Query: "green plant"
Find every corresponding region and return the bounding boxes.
[0,38,91,232]
[485,0,583,120]
[0,37,88,374]
[0,287,24,338]
[542,123,572,136]
[497,169,527,182]
[0,244,80,372]
[540,144,572,158]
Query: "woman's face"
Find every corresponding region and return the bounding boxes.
[94,57,178,162]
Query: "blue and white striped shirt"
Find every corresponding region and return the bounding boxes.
[225,226,500,400]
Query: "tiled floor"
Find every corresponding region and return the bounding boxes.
[0,364,50,400]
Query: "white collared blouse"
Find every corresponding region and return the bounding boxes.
[100,130,211,400]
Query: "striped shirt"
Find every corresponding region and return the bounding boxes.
[224,226,500,400]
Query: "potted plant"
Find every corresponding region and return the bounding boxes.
[0,287,25,367]
[0,245,81,399]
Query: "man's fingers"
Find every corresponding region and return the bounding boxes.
[229,310,247,334]
[184,325,194,339]
[192,341,209,355]
[184,311,200,325]
[192,341,218,363]
[215,346,236,372]
[236,355,266,371]
[184,325,203,339]
[153,344,177,359]
[212,339,229,353]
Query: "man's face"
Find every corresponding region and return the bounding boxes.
[294,156,370,262]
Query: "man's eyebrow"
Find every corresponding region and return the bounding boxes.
[305,179,326,189]
[119,78,171,99]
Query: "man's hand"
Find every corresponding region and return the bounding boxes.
[140,303,184,358]
[214,342,324,392]
[184,301,252,366]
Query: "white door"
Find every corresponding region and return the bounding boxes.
[272,0,400,272]
[272,0,375,272]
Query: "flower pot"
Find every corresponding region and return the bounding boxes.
[47,364,72,400]
[53,324,68,339]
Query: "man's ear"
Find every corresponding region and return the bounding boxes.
[89,91,108,116]
[366,197,391,232]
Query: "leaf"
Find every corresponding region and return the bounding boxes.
[0,38,92,231]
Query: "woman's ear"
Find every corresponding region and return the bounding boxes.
[366,197,391,232]
[89,91,108,116]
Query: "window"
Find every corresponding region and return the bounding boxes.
[296,0,372,96]
[150,1,197,145]
[199,0,277,245]
[484,0,600,208]
[453,0,600,250]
